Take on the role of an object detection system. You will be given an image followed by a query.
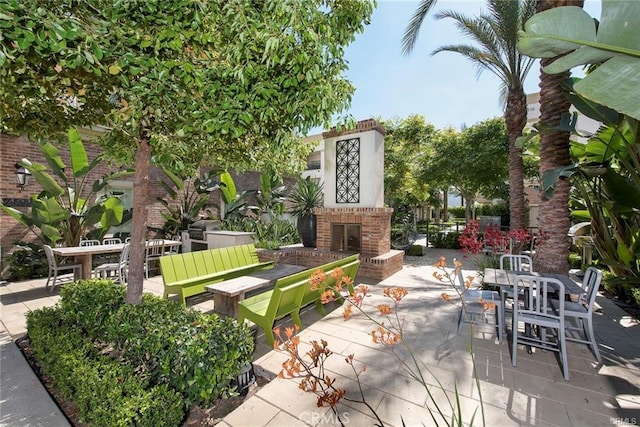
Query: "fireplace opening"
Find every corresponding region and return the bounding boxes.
[331,223,361,252]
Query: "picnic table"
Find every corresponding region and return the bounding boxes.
[206,263,308,317]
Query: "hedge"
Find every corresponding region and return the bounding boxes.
[26,280,255,425]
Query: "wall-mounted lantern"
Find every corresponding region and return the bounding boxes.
[15,164,32,192]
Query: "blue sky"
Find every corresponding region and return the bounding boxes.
[339,0,602,130]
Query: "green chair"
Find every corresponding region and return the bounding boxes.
[237,281,306,346]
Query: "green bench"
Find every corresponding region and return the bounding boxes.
[159,244,274,306]
[237,254,360,346]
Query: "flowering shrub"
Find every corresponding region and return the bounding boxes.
[273,259,487,427]
[459,219,533,256]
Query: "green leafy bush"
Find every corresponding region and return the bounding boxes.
[405,245,424,256]
[568,252,582,269]
[26,306,184,427]
[431,232,462,249]
[448,206,465,219]
[6,242,48,280]
[252,218,298,249]
[27,280,255,421]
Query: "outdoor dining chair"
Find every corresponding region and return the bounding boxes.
[499,254,533,326]
[43,245,82,293]
[102,237,122,245]
[512,274,569,381]
[551,266,603,363]
[80,239,101,246]
[456,270,504,343]
[95,243,130,284]
[144,239,165,278]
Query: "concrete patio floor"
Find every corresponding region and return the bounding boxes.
[1,248,639,426]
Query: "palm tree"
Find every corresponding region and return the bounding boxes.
[402,0,536,230]
[534,0,584,273]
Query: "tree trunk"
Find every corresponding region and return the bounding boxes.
[126,128,152,304]
[505,85,527,230]
[443,188,448,221]
[534,0,584,274]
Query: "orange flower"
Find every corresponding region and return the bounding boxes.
[384,287,408,303]
[309,269,326,290]
[434,256,447,268]
[320,290,336,304]
[480,300,496,311]
[331,267,344,281]
[441,292,452,303]
[343,304,354,320]
[371,325,401,346]
[377,304,393,315]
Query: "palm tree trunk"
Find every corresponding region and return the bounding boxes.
[505,85,527,230]
[535,0,584,274]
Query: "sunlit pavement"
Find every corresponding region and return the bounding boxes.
[1,248,639,426]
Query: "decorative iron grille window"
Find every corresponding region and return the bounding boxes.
[335,138,360,203]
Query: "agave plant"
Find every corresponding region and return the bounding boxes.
[288,176,324,247]
[287,176,324,218]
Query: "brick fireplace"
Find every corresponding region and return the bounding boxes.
[315,207,392,256]
[258,119,403,281]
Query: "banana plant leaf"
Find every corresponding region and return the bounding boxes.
[518,1,640,121]
[219,170,237,205]
[19,159,65,197]
[67,127,92,176]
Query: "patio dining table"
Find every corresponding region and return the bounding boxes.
[52,240,182,280]
[483,268,584,353]
[483,268,585,297]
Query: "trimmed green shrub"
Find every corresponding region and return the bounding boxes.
[405,245,423,256]
[26,307,184,427]
[27,280,255,422]
[568,252,582,269]
[431,232,462,249]
[448,206,465,219]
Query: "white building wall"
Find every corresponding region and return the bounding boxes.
[323,129,384,208]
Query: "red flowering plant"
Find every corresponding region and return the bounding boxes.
[459,220,533,273]
[273,262,487,427]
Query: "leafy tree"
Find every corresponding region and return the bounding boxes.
[382,115,436,217]
[1,0,374,303]
[402,0,537,230]
[420,118,509,221]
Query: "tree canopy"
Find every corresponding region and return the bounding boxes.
[0,0,375,302]
[382,115,436,211]
[420,117,509,220]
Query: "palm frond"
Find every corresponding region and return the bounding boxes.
[401,0,438,56]
[433,3,535,91]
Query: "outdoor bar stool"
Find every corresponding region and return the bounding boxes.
[499,254,533,323]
